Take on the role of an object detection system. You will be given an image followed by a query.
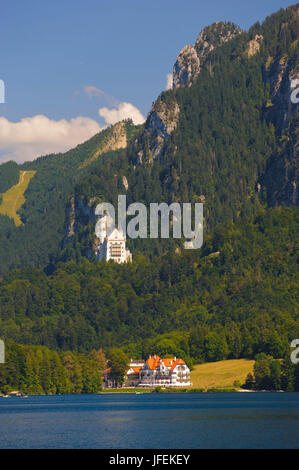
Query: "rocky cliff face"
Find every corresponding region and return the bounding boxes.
[63,193,104,260]
[63,195,98,245]
[195,21,241,59]
[263,3,298,135]
[79,121,128,169]
[136,22,241,162]
[261,4,299,206]
[134,22,242,163]
[134,96,180,163]
[173,22,242,89]
[261,116,298,206]
[173,45,201,88]
[246,34,263,57]
[264,55,299,133]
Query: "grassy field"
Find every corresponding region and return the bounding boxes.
[0,170,36,226]
[190,359,255,390]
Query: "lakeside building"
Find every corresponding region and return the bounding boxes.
[102,356,190,388]
[95,215,132,263]
[138,355,190,388]
[102,367,114,388]
[102,359,145,388]
[125,359,145,387]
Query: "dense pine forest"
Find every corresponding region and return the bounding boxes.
[0,161,19,194]
[0,4,298,392]
[0,207,298,360]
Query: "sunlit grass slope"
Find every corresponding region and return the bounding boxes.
[190,359,255,389]
[0,170,36,226]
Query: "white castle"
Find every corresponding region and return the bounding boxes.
[95,214,132,263]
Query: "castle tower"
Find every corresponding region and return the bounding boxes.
[95,217,132,263]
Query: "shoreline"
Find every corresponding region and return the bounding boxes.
[0,388,291,397]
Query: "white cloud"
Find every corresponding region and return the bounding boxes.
[0,96,145,164]
[0,115,101,163]
[166,73,173,90]
[84,86,119,107]
[84,85,106,99]
[99,102,145,126]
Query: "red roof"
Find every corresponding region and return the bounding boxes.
[146,356,186,371]
[146,355,161,370]
[127,366,142,375]
[163,357,185,370]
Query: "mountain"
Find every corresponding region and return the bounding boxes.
[0,4,298,365]
[1,6,298,275]
[173,21,242,89]
[0,120,138,276]
[64,4,298,263]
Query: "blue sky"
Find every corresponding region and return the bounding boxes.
[0,0,294,163]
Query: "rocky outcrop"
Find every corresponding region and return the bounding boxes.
[79,121,128,169]
[100,121,127,152]
[137,21,242,162]
[173,22,242,89]
[122,175,129,191]
[262,59,298,207]
[246,34,263,57]
[63,195,99,247]
[263,51,299,133]
[64,195,76,240]
[195,21,241,59]
[260,5,299,207]
[173,45,201,88]
[135,22,242,162]
[134,9,298,208]
[136,97,180,162]
[260,116,298,206]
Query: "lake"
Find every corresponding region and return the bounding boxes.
[0,392,298,449]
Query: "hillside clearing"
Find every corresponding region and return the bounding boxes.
[0,170,36,226]
[190,359,255,389]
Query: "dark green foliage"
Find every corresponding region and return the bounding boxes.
[0,341,103,395]
[0,207,297,363]
[244,373,254,390]
[253,353,281,390]
[0,161,19,201]
[249,349,299,391]
[108,348,129,387]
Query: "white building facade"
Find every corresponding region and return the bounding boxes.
[139,355,191,388]
[102,356,190,389]
[95,215,132,263]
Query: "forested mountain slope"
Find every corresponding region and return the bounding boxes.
[0,121,138,276]
[0,207,297,363]
[0,5,298,365]
[62,4,298,262]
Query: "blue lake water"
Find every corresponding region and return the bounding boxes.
[0,392,298,449]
